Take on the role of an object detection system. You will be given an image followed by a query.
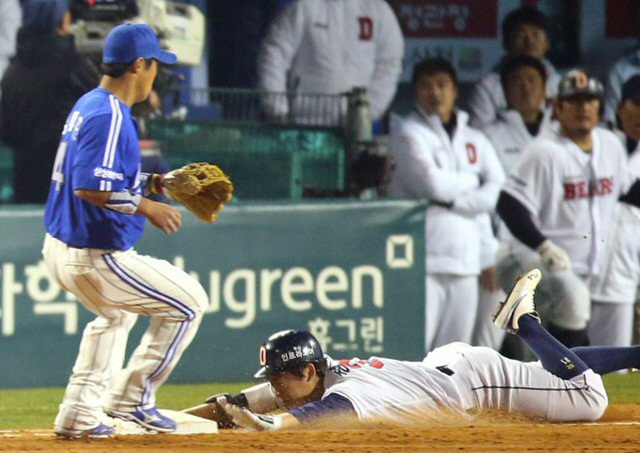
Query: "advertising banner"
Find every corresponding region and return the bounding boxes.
[0,200,426,388]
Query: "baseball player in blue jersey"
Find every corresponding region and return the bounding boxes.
[43,23,208,438]
[189,269,640,430]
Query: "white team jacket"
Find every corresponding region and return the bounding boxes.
[468,59,560,128]
[388,108,506,276]
[258,0,404,122]
[502,124,631,276]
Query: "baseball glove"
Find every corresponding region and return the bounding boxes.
[161,162,233,223]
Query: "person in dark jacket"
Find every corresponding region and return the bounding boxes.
[0,0,99,203]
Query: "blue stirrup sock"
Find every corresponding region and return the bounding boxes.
[517,315,589,379]
[571,346,640,375]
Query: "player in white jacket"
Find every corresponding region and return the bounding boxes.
[496,70,640,348]
[473,55,554,351]
[387,58,505,352]
[468,5,560,128]
[258,0,404,125]
[590,75,640,346]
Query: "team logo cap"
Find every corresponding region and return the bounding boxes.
[557,70,603,100]
[103,23,177,65]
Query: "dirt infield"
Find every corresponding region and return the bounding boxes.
[3,404,640,452]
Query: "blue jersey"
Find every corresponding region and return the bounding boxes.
[44,87,145,250]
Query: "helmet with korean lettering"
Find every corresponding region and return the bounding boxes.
[254,330,327,378]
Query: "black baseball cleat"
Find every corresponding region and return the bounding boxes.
[493,268,542,334]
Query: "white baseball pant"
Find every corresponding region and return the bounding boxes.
[472,285,507,350]
[425,274,478,352]
[428,343,608,422]
[43,234,208,433]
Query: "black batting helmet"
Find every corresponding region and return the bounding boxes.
[254,330,325,378]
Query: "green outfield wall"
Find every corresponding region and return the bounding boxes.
[0,200,426,389]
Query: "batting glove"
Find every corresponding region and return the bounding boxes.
[218,398,282,431]
[536,239,572,272]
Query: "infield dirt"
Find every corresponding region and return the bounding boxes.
[2,404,640,452]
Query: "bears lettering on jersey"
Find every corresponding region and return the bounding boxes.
[563,177,614,201]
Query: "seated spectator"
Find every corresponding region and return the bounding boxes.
[468,5,560,128]
[257,0,403,126]
[1,0,99,203]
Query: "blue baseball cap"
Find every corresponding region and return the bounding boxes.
[22,0,68,32]
[102,23,177,65]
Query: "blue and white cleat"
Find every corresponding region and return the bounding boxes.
[107,406,177,432]
[493,268,542,334]
[55,422,115,439]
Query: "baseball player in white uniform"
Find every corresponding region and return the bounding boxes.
[387,58,505,352]
[258,0,404,124]
[473,55,555,351]
[496,69,640,348]
[468,5,560,128]
[590,75,640,346]
[188,269,640,430]
[43,24,208,438]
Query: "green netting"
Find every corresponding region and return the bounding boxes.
[147,120,346,200]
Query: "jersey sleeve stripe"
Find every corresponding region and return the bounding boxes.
[102,96,123,168]
[107,100,123,169]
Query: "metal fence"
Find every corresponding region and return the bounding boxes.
[0,87,374,203]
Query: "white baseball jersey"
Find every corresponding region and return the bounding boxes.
[388,108,506,275]
[502,123,631,276]
[588,140,640,346]
[603,48,640,125]
[247,345,607,423]
[468,59,560,127]
[258,0,404,122]
[481,107,555,174]
[590,138,640,304]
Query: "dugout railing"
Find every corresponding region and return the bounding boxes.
[0,87,373,203]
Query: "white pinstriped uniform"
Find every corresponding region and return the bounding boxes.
[44,88,208,433]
